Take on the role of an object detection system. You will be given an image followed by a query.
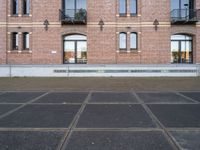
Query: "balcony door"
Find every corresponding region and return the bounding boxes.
[64,35,87,64]
[63,0,86,18]
[171,34,193,64]
[171,0,194,20]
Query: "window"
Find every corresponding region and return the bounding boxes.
[119,33,127,50]
[130,33,137,50]
[12,0,18,15]
[130,0,137,15]
[119,0,127,16]
[64,34,87,64]
[171,34,193,64]
[12,32,19,50]
[23,33,30,50]
[170,0,195,20]
[63,0,86,18]
[23,0,30,15]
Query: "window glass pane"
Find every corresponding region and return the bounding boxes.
[180,41,192,63]
[77,41,87,64]
[171,35,192,40]
[64,41,75,63]
[12,33,18,50]
[130,33,137,49]
[119,33,126,49]
[77,0,86,9]
[13,0,18,14]
[130,0,137,14]
[25,33,30,49]
[171,0,179,10]
[64,35,86,40]
[65,0,75,17]
[26,0,30,14]
[171,41,179,63]
[119,0,126,14]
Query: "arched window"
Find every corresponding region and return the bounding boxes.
[171,34,193,64]
[119,0,127,16]
[130,32,137,50]
[64,34,87,64]
[119,32,127,50]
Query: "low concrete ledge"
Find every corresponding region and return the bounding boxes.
[0,64,199,77]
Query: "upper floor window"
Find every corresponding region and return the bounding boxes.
[23,0,30,15]
[12,0,18,15]
[119,32,127,49]
[130,33,137,50]
[119,0,127,16]
[130,0,137,15]
[23,33,30,50]
[12,32,19,50]
[63,0,86,17]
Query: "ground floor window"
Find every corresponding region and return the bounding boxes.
[171,34,193,64]
[12,32,19,50]
[63,34,87,64]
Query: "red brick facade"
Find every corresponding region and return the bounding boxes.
[0,0,200,64]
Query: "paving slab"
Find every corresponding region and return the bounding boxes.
[65,131,174,150]
[0,105,21,116]
[88,92,138,103]
[0,131,65,150]
[0,92,44,103]
[148,104,200,128]
[0,105,81,128]
[137,92,194,104]
[34,92,88,104]
[170,130,200,150]
[180,92,200,102]
[76,104,156,128]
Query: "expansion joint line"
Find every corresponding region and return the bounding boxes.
[0,92,50,120]
[131,91,182,150]
[58,91,92,150]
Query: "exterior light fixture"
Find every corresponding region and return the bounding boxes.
[153,19,159,31]
[98,19,104,31]
[43,19,49,31]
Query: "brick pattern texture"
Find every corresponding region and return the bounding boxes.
[0,0,200,64]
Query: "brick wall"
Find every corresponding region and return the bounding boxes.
[0,0,199,64]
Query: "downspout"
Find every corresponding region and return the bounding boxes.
[5,0,8,65]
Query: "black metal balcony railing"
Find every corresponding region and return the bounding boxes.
[60,9,87,25]
[171,9,200,24]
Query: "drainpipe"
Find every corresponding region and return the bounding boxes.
[5,0,8,65]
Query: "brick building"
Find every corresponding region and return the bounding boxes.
[0,0,200,65]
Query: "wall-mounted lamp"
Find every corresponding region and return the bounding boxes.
[153,19,159,31]
[98,19,104,31]
[43,19,49,31]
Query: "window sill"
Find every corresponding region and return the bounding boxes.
[22,14,31,17]
[8,50,32,54]
[10,14,19,17]
[22,50,32,53]
[118,49,128,53]
[130,14,138,17]
[119,14,127,17]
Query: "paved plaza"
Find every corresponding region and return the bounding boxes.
[0,91,199,150]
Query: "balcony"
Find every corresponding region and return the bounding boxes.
[60,9,87,25]
[171,9,200,25]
